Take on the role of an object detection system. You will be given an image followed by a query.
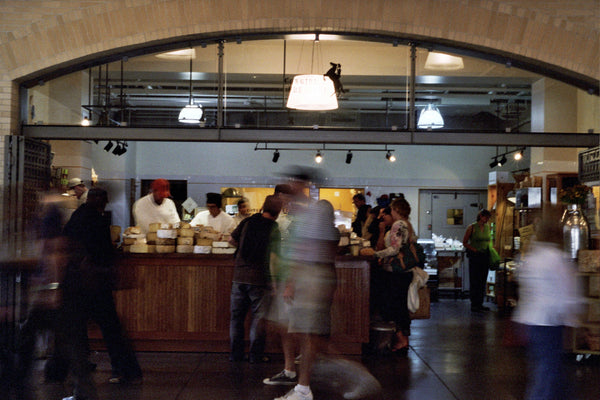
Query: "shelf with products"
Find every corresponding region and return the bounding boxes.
[570,267,600,355]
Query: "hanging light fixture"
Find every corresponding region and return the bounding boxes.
[424,51,464,70]
[386,151,396,162]
[81,116,90,126]
[489,157,498,169]
[315,151,323,163]
[104,141,114,152]
[498,154,507,166]
[286,36,338,111]
[178,47,203,124]
[272,150,280,163]
[514,149,524,160]
[417,104,444,129]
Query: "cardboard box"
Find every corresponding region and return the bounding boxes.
[489,171,511,185]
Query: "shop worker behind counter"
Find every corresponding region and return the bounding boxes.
[68,178,89,206]
[190,192,235,234]
[132,179,180,235]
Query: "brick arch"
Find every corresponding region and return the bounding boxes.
[1,0,598,86]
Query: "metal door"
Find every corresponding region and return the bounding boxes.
[431,192,483,243]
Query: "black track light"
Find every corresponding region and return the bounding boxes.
[315,151,323,164]
[272,150,280,163]
[498,154,507,166]
[104,141,114,152]
[386,151,396,162]
[489,158,498,169]
[345,151,353,164]
[112,143,122,155]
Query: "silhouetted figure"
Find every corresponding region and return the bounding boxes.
[324,62,345,96]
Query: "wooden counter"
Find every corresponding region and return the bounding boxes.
[90,254,370,354]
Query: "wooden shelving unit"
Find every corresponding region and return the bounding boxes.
[571,271,600,355]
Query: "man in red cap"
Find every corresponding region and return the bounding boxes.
[132,179,180,234]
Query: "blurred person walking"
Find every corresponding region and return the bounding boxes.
[274,199,340,400]
[62,187,142,388]
[513,207,582,400]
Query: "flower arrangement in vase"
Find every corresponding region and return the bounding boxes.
[559,184,591,206]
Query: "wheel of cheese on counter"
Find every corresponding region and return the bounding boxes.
[157,229,178,239]
[130,243,150,253]
[212,241,232,248]
[178,228,194,238]
[148,223,161,233]
[195,238,213,246]
[146,232,158,244]
[156,238,176,245]
[123,237,137,246]
[124,226,142,235]
[177,237,194,246]
[156,245,175,253]
[193,245,212,254]
[176,245,194,253]
[212,247,236,254]
[176,222,191,229]
[160,223,173,229]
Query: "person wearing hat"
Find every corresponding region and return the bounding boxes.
[68,178,88,206]
[190,192,235,234]
[132,179,180,235]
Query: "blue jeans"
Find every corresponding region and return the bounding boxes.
[229,283,270,361]
[526,325,567,400]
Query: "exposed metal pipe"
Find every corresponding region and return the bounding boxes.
[217,41,224,131]
[409,43,416,134]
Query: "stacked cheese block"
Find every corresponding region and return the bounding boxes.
[121,223,235,254]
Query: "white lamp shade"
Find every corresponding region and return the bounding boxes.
[178,103,203,123]
[417,104,444,129]
[424,52,464,70]
[286,75,338,110]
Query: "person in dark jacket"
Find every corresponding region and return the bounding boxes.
[62,187,142,388]
[228,195,283,363]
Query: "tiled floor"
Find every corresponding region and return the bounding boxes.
[24,299,600,400]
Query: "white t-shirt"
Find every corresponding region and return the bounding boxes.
[132,194,180,234]
[190,210,235,233]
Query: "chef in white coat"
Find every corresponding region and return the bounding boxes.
[190,192,235,234]
[132,178,180,234]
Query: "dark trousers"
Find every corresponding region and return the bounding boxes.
[468,251,489,308]
[229,283,269,361]
[377,270,413,336]
[526,325,567,400]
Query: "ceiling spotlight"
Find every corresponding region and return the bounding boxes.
[272,150,280,163]
[498,154,507,166]
[386,151,396,162]
[345,151,353,164]
[514,149,523,160]
[112,142,122,155]
[104,141,114,152]
[81,116,90,126]
[315,151,323,164]
[489,158,498,169]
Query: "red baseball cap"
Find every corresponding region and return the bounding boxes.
[150,179,171,198]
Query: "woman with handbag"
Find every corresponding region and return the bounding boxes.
[462,209,493,312]
[361,198,417,354]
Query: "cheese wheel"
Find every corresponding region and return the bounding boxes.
[176,245,194,253]
[148,223,161,233]
[179,228,194,238]
[177,237,194,246]
[123,237,136,245]
[178,222,191,229]
[195,238,213,246]
[212,247,236,254]
[124,226,142,235]
[130,244,149,253]
[157,229,178,239]
[212,241,232,248]
[156,238,176,245]
[193,245,212,254]
[160,223,172,229]
[155,245,175,253]
[122,245,131,253]
[146,232,158,242]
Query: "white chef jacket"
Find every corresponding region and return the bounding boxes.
[190,210,235,233]
[132,194,180,234]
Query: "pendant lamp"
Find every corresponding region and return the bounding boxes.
[417,104,444,129]
[424,51,464,70]
[178,49,203,124]
[286,38,338,111]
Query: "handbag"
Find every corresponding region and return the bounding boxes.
[409,287,430,319]
[488,243,501,270]
[390,241,426,272]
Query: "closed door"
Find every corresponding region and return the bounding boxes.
[431,192,482,243]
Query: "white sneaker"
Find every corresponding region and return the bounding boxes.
[275,387,313,400]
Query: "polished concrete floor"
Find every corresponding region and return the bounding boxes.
[25,299,600,400]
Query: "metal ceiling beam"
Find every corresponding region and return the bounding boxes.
[21,125,599,148]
